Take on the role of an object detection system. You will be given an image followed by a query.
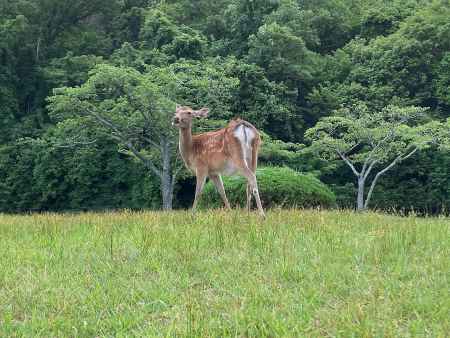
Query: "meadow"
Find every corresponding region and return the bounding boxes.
[0,209,449,337]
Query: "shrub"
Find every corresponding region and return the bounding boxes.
[199,166,336,209]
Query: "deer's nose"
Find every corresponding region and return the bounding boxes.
[173,117,180,124]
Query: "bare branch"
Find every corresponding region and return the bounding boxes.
[336,149,360,176]
[142,135,162,150]
[361,158,369,177]
[54,139,97,148]
[363,160,378,181]
[171,151,184,185]
[401,147,418,161]
[344,142,361,156]
[364,147,418,209]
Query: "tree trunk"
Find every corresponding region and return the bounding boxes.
[357,176,365,211]
[160,137,174,210]
[161,173,173,210]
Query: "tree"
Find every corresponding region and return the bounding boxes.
[247,22,314,85]
[247,21,318,140]
[139,8,207,61]
[311,2,450,116]
[221,0,279,56]
[47,64,182,209]
[305,104,440,210]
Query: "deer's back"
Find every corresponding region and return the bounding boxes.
[190,119,260,175]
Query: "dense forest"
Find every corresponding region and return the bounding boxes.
[1,0,449,213]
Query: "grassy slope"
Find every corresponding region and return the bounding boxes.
[0,210,449,337]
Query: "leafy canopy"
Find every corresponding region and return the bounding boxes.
[305,104,436,165]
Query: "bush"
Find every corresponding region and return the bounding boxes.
[199,166,336,209]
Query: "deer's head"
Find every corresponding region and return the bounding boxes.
[172,105,209,129]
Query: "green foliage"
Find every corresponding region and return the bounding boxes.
[435,53,450,107]
[41,53,104,88]
[214,58,296,139]
[258,132,306,168]
[371,149,450,214]
[305,103,448,209]
[199,167,336,209]
[299,0,364,53]
[248,22,314,84]
[359,0,425,40]
[0,135,162,212]
[166,59,239,118]
[219,0,280,56]
[0,14,31,142]
[140,8,207,60]
[264,0,319,50]
[0,143,39,211]
[305,104,435,165]
[313,2,450,114]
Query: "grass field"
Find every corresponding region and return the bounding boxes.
[0,209,449,337]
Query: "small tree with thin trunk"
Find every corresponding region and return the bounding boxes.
[305,104,439,210]
[48,64,181,210]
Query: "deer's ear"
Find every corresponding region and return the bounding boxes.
[193,107,209,118]
[175,104,181,112]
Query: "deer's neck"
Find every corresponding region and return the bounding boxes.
[179,126,194,168]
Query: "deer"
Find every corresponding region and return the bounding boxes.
[172,105,265,218]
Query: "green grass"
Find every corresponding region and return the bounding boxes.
[0,209,449,337]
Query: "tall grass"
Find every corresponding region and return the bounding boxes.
[0,209,449,336]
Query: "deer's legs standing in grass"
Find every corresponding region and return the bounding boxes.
[210,175,231,210]
[246,147,257,212]
[192,170,207,212]
[241,167,265,218]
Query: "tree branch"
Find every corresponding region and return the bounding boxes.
[171,151,184,186]
[84,107,162,178]
[364,147,418,209]
[363,160,378,181]
[366,128,396,163]
[344,142,361,156]
[54,139,97,148]
[336,149,360,176]
[401,147,418,161]
[142,135,162,150]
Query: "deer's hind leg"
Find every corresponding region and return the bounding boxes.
[246,184,252,212]
[240,166,265,218]
[229,134,265,218]
[245,146,254,212]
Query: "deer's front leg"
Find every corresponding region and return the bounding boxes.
[192,169,207,212]
[210,174,231,210]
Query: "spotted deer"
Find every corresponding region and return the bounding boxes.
[172,105,265,217]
